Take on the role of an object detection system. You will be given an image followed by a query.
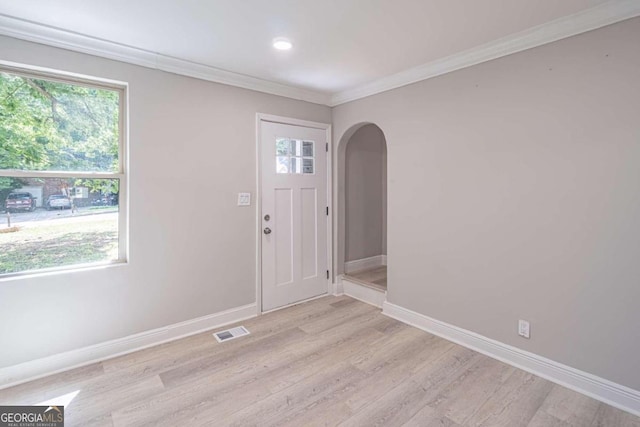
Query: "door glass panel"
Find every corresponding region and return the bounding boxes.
[302,141,314,157]
[276,139,290,156]
[275,139,315,174]
[276,156,289,174]
[303,158,314,174]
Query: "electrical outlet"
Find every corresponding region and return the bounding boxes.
[518,319,530,339]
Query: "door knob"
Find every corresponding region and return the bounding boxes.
[264,227,272,235]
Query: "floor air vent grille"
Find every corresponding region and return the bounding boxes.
[213,326,250,343]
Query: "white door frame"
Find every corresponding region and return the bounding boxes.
[256,113,333,314]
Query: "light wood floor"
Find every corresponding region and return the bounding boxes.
[1,296,638,426]
[345,266,387,291]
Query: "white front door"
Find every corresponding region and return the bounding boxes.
[260,120,329,311]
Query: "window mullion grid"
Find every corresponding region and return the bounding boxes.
[0,170,121,180]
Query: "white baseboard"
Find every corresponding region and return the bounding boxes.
[332,281,344,296]
[382,301,640,417]
[344,255,386,274]
[341,276,386,308]
[0,303,257,390]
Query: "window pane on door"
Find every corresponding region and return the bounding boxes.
[302,141,314,157]
[303,158,314,174]
[276,139,290,156]
[275,138,315,174]
[276,156,290,174]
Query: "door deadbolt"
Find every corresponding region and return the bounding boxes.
[264,214,270,221]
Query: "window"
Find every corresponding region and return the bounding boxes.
[276,138,315,174]
[0,66,126,277]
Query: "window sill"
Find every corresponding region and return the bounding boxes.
[0,259,128,283]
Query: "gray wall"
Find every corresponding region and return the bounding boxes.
[345,124,387,262]
[0,36,331,368]
[333,18,640,390]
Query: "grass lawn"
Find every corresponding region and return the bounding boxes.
[0,217,118,274]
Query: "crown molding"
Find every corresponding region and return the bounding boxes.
[0,1,638,108]
[330,0,640,106]
[0,14,332,106]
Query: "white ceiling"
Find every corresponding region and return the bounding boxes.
[0,0,636,105]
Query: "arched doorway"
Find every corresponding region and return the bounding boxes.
[337,123,387,298]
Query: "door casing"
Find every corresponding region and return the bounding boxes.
[256,113,333,314]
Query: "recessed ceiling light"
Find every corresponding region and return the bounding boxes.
[273,37,293,51]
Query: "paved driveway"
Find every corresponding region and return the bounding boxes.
[1,206,118,226]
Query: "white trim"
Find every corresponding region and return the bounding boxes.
[344,255,386,274]
[0,260,127,283]
[0,303,257,390]
[332,281,344,296]
[326,125,334,291]
[0,62,129,278]
[0,14,331,106]
[260,293,329,315]
[255,114,332,314]
[0,58,129,90]
[382,301,640,417]
[1,2,638,107]
[256,114,332,130]
[342,276,386,308]
[0,170,121,181]
[330,0,640,106]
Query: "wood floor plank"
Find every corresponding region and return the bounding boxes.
[297,300,377,334]
[425,356,515,425]
[527,410,571,427]
[64,375,164,426]
[0,296,637,427]
[345,266,387,290]
[158,326,308,388]
[402,405,462,427]
[220,362,366,426]
[339,346,481,427]
[103,295,346,376]
[344,332,455,415]
[465,369,554,427]
[590,404,640,427]
[536,384,601,426]
[112,312,386,426]
[0,363,105,405]
[276,327,453,427]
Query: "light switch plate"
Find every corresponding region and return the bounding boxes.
[237,192,251,206]
[518,319,530,339]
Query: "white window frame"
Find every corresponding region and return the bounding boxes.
[0,63,128,279]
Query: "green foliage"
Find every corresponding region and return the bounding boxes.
[0,72,119,173]
[74,178,119,195]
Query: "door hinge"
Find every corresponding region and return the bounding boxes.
[326,142,329,152]
[327,270,330,279]
[326,206,329,216]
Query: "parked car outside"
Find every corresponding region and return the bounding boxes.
[91,193,119,206]
[5,192,37,212]
[46,194,72,210]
